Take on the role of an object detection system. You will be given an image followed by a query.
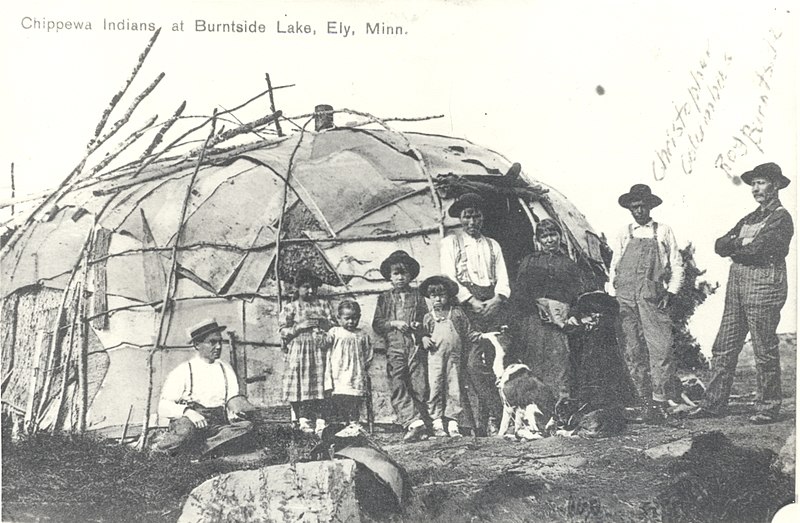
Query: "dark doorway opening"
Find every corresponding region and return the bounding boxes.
[479,193,536,284]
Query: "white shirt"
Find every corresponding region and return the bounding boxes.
[606,220,684,296]
[158,355,240,420]
[440,232,511,303]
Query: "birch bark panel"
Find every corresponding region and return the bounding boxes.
[1,288,61,412]
[91,228,112,329]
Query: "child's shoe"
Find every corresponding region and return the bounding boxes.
[447,420,463,438]
[298,417,314,434]
[432,418,448,438]
[315,418,328,437]
[403,419,428,443]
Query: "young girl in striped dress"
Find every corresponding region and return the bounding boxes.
[279,268,336,434]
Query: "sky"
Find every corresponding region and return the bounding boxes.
[1,0,797,352]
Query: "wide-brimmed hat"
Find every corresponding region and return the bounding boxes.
[419,275,460,298]
[618,184,662,209]
[740,162,790,190]
[294,268,322,289]
[379,250,421,280]
[573,291,619,317]
[188,318,226,344]
[447,192,486,218]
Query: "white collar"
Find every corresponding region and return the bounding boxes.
[191,354,220,366]
[461,231,486,241]
[631,219,655,229]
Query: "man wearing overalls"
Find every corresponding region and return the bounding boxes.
[440,193,510,435]
[155,319,257,455]
[607,185,684,422]
[688,163,793,424]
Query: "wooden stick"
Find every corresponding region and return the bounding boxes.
[365,374,375,434]
[93,73,165,155]
[129,84,294,179]
[44,278,82,432]
[119,404,134,444]
[90,28,162,149]
[136,109,218,450]
[139,101,186,160]
[381,115,445,122]
[86,225,444,265]
[76,255,91,433]
[81,284,394,323]
[208,111,282,147]
[24,331,47,434]
[35,230,94,426]
[88,136,290,196]
[265,73,284,137]
[86,115,160,178]
[0,30,161,257]
[227,331,247,393]
[274,116,315,310]
[9,162,14,215]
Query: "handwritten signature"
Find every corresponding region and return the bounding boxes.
[652,46,734,181]
[714,29,782,183]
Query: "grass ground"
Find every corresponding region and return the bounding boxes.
[2,334,796,522]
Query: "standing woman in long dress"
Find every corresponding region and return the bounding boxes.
[279,268,337,434]
[510,219,584,400]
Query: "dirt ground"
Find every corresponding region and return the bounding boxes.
[2,335,796,522]
[372,334,796,522]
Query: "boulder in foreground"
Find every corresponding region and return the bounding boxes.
[178,459,360,523]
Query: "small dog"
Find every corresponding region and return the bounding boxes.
[554,398,626,438]
[483,330,555,440]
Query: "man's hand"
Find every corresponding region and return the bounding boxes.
[184,408,207,428]
[658,292,675,311]
[422,336,436,351]
[741,237,753,246]
[296,319,320,332]
[227,396,256,421]
[390,320,411,333]
[481,295,504,318]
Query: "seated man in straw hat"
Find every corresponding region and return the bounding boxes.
[154,319,258,455]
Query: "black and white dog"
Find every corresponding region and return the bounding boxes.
[482,331,556,440]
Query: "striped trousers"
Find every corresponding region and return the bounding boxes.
[703,262,787,416]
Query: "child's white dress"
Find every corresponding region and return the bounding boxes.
[327,326,373,396]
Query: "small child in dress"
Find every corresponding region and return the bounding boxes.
[279,268,336,435]
[327,300,373,429]
[419,275,481,438]
[372,250,431,443]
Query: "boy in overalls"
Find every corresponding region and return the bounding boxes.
[419,275,481,437]
[607,185,684,422]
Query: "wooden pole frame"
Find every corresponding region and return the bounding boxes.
[136,110,219,450]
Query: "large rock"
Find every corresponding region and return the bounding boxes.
[178,459,360,523]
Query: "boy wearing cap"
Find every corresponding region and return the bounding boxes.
[608,184,684,421]
[688,162,793,424]
[372,250,431,442]
[155,319,256,455]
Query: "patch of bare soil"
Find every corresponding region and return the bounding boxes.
[368,335,796,522]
